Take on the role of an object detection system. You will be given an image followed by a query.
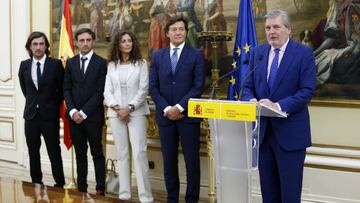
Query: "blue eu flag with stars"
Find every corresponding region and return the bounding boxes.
[227,0,257,100]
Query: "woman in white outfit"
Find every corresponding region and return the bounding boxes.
[104,30,153,203]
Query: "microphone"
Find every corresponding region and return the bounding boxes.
[238,55,264,101]
[209,64,242,99]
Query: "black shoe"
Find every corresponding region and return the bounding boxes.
[96,190,105,196]
[53,184,64,188]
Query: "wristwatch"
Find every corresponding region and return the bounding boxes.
[128,104,135,112]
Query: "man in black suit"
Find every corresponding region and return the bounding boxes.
[63,28,107,195]
[18,31,65,188]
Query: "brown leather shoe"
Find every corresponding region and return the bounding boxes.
[96,190,105,196]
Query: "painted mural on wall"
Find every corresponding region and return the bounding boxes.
[51,0,360,101]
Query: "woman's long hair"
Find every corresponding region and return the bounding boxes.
[109,30,143,65]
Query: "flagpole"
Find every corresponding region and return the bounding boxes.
[64,146,77,190]
[59,0,76,191]
[202,119,216,202]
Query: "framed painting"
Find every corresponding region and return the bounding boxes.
[50,0,360,107]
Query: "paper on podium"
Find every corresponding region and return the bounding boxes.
[258,102,288,118]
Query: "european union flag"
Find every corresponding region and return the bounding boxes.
[227,0,257,100]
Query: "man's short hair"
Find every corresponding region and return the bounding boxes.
[264,9,291,29]
[25,31,50,57]
[74,28,96,40]
[164,17,189,33]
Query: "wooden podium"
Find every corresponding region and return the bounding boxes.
[188,99,287,203]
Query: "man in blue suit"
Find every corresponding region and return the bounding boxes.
[149,17,205,203]
[242,9,316,203]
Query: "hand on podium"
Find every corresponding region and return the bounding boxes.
[259,99,279,111]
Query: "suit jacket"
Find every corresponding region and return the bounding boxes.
[63,53,107,123]
[243,39,316,151]
[149,43,205,125]
[18,56,64,120]
[104,59,150,117]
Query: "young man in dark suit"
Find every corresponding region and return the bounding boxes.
[149,17,205,203]
[63,28,107,195]
[18,31,65,188]
[242,9,316,202]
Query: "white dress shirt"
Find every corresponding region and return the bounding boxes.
[31,54,46,90]
[79,50,94,74]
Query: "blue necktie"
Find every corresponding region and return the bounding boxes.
[171,48,179,74]
[268,48,280,90]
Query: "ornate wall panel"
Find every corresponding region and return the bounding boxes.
[0,0,12,83]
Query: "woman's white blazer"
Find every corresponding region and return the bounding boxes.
[104,59,150,117]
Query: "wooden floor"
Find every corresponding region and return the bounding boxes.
[0,161,212,203]
[0,178,126,202]
[0,177,212,203]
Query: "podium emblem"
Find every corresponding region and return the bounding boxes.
[193,104,202,115]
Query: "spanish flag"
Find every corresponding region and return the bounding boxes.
[58,0,74,150]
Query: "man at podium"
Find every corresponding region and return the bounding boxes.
[242,9,316,203]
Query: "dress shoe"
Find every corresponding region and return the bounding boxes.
[53,184,64,188]
[96,190,105,196]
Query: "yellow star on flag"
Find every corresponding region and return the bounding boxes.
[244,43,251,53]
[232,60,237,69]
[233,91,239,99]
[229,76,236,85]
[236,46,241,56]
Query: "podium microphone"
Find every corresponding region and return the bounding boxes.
[238,55,264,101]
[209,63,243,99]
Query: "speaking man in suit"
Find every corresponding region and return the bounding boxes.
[149,17,205,203]
[18,31,65,188]
[242,9,316,202]
[63,28,107,195]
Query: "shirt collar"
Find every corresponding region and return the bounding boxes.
[80,50,94,60]
[33,54,47,64]
[271,38,289,53]
[170,42,185,52]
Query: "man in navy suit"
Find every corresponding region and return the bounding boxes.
[149,17,205,203]
[242,9,316,202]
[63,28,107,195]
[18,31,65,188]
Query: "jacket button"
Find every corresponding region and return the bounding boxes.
[172,81,176,85]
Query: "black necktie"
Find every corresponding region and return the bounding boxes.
[81,57,88,78]
[36,62,41,88]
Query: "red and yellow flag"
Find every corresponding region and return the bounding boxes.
[59,0,74,150]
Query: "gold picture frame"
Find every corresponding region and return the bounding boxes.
[49,0,360,107]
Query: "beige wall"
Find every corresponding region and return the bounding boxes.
[310,105,360,148]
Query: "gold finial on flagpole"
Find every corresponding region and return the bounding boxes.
[64,146,77,190]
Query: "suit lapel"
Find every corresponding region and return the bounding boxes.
[270,39,296,96]
[82,54,94,81]
[259,45,271,96]
[39,57,51,89]
[26,59,38,91]
[174,44,190,75]
[73,54,82,80]
[126,62,136,82]
[163,47,172,76]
